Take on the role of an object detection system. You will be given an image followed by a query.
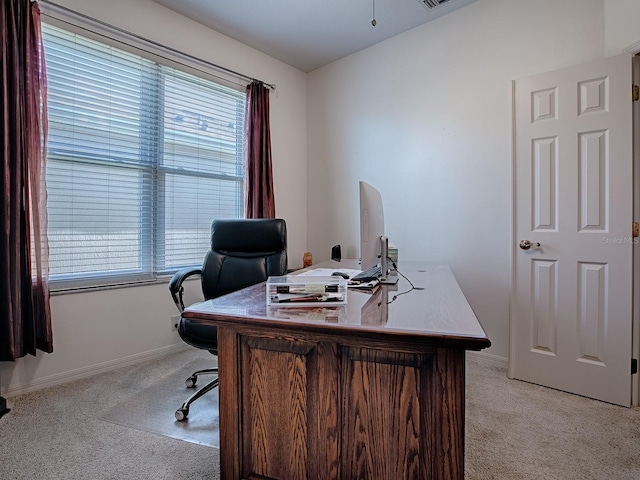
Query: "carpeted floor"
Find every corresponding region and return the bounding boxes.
[465,357,640,480]
[0,349,220,480]
[1,349,640,479]
[100,358,219,448]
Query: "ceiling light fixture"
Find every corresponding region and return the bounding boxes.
[371,0,377,26]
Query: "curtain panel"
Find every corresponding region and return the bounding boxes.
[244,81,275,219]
[0,0,53,360]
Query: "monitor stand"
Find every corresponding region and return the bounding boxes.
[380,274,399,285]
[379,236,399,285]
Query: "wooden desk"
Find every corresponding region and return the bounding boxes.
[183,261,490,480]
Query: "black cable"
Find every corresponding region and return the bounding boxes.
[386,260,424,304]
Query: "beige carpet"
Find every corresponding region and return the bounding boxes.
[0,349,220,480]
[465,357,640,480]
[100,358,220,448]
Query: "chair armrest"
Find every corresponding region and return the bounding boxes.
[169,267,203,312]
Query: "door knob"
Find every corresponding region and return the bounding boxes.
[519,240,541,250]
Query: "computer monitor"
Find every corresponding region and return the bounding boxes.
[359,181,393,282]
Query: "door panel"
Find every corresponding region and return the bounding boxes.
[510,54,633,406]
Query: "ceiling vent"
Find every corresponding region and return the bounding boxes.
[420,0,451,9]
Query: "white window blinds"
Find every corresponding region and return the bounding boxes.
[42,24,245,288]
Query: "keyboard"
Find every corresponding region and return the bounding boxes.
[351,265,381,283]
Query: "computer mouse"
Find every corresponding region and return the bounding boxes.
[332,272,350,279]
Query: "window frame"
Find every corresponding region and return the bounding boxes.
[40,13,248,293]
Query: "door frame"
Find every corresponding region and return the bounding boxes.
[508,50,640,406]
[630,48,640,407]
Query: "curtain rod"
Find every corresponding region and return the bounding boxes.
[36,0,276,91]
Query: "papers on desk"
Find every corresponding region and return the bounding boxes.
[296,268,360,278]
[295,268,380,292]
[270,293,345,304]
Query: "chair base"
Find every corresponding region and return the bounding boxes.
[0,396,9,419]
[175,368,218,422]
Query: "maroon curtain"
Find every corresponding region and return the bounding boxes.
[0,0,53,361]
[244,81,275,218]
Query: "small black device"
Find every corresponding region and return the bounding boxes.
[331,244,341,262]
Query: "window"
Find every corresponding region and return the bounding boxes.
[42,24,246,289]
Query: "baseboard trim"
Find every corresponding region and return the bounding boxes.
[3,343,190,398]
[4,347,508,397]
[466,350,508,370]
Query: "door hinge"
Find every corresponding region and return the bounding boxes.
[633,222,639,238]
[632,358,638,375]
[634,84,639,102]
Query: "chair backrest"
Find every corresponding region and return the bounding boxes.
[201,218,288,300]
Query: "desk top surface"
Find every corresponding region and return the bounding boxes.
[183,260,491,350]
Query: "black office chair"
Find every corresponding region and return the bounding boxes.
[169,218,288,421]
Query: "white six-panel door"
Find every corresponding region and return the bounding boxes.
[510,54,634,407]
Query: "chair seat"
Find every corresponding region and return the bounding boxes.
[169,218,288,421]
[178,317,218,355]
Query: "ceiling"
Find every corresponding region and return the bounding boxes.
[150,0,480,72]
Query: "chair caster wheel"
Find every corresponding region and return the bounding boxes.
[175,407,189,421]
[185,376,197,388]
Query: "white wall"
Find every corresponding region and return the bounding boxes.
[306,0,606,359]
[5,0,640,395]
[604,0,640,55]
[1,0,308,395]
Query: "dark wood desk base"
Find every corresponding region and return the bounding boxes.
[218,326,465,480]
[185,262,490,479]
